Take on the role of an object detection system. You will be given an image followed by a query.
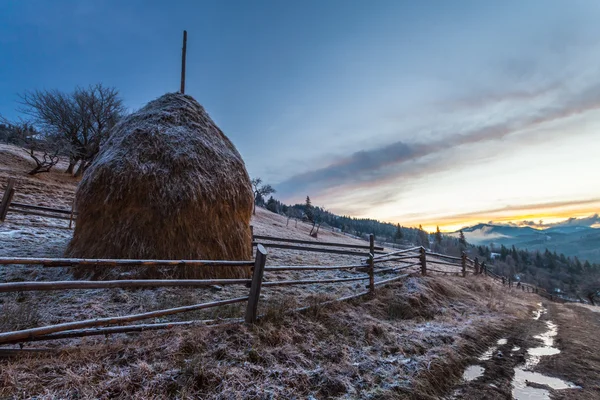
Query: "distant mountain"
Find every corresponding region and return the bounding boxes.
[454,222,600,263]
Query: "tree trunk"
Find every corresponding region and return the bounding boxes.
[74,160,89,177]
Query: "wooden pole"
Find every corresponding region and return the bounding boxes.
[245,244,267,324]
[461,252,467,277]
[0,279,252,293]
[180,30,187,94]
[0,178,16,222]
[419,247,427,275]
[68,198,75,229]
[474,257,480,275]
[368,234,375,293]
[0,257,254,268]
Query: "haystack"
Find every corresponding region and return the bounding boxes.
[66,93,254,279]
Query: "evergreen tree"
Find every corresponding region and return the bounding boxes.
[266,196,278,213]
[304,196,314,222]
[435,226,443,245]
[459,230,467,248]
[395,224,404,242]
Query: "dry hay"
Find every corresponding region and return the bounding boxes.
[66,93,253,279]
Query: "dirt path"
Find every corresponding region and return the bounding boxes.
[448,301,598,399]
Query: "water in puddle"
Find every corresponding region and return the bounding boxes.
[463,365,484,382]
[512,346,521,351]
[478,346,497,361]
[497,338,507,345]
[511,306,580,399]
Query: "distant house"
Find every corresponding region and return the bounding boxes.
[490,252,501,260]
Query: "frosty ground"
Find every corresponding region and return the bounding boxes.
[0,144,592,399]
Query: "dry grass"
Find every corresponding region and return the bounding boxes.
[0,275,537,399]
[66,93,253,279]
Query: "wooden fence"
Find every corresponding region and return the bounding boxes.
[0,180,551,350]
[0,233,495,348]
[0,178,77,227]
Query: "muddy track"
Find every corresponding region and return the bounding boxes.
[448,302,583,399]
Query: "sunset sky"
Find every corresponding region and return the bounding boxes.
[1,1,599,231]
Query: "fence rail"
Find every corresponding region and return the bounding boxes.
[0,178,76,227]
[0,209,551,349]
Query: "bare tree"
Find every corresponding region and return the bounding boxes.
[251,178,276,215]
[0,117,64,175]
[19,84,125,176]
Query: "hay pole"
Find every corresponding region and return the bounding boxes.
[252,242,369,257]
[0,279,252,293]
[0,257,254,268]
[180,30,187,94]
[264,264,367,271]
[0,296,249,345]
[0,317,245,345]
[0,178,16,222]
[253,234,384,251]
[245,244,267,324]
[461,252,467,277]
[373,246,421,259]
[262,275,369,287]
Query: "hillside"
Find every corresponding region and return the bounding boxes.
[457,223,600,263]
[0,143,596,399]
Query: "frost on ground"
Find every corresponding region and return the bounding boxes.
[0,144,539,398]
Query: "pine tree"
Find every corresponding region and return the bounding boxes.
[395,224,403,242]
[304,196,314,222]
[459,230,467,249]
[435,226,442,245]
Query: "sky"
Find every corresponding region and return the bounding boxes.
[1,0,599,232]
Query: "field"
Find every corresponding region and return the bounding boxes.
[0,143,596,399]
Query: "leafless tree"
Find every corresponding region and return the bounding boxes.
[19,84,125,176]
[251,178,276,215]
[0,117,64,175]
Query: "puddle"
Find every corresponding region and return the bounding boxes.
[478,346,497,361]
[497,338,507,345]
[463,365,484,382]
[511,306,580,399]
[512,346,521,351]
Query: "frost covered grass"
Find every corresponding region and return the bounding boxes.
[0,157,540,398]
[0,275,536,399]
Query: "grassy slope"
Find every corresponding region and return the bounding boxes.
[0,143,540,398]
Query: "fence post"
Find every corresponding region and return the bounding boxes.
[68,198,76,229]
[245,244,267,324]
[461,252,467,277]
[368,234,375,293]
[419,247,427,276]
[481,262,486,276]
[474,257,480,275]
[0,178,16,222]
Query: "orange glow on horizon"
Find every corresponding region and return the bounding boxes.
[402,205,600,233]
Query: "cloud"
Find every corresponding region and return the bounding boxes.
[276,81,600,202]
[277,80,600,203]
